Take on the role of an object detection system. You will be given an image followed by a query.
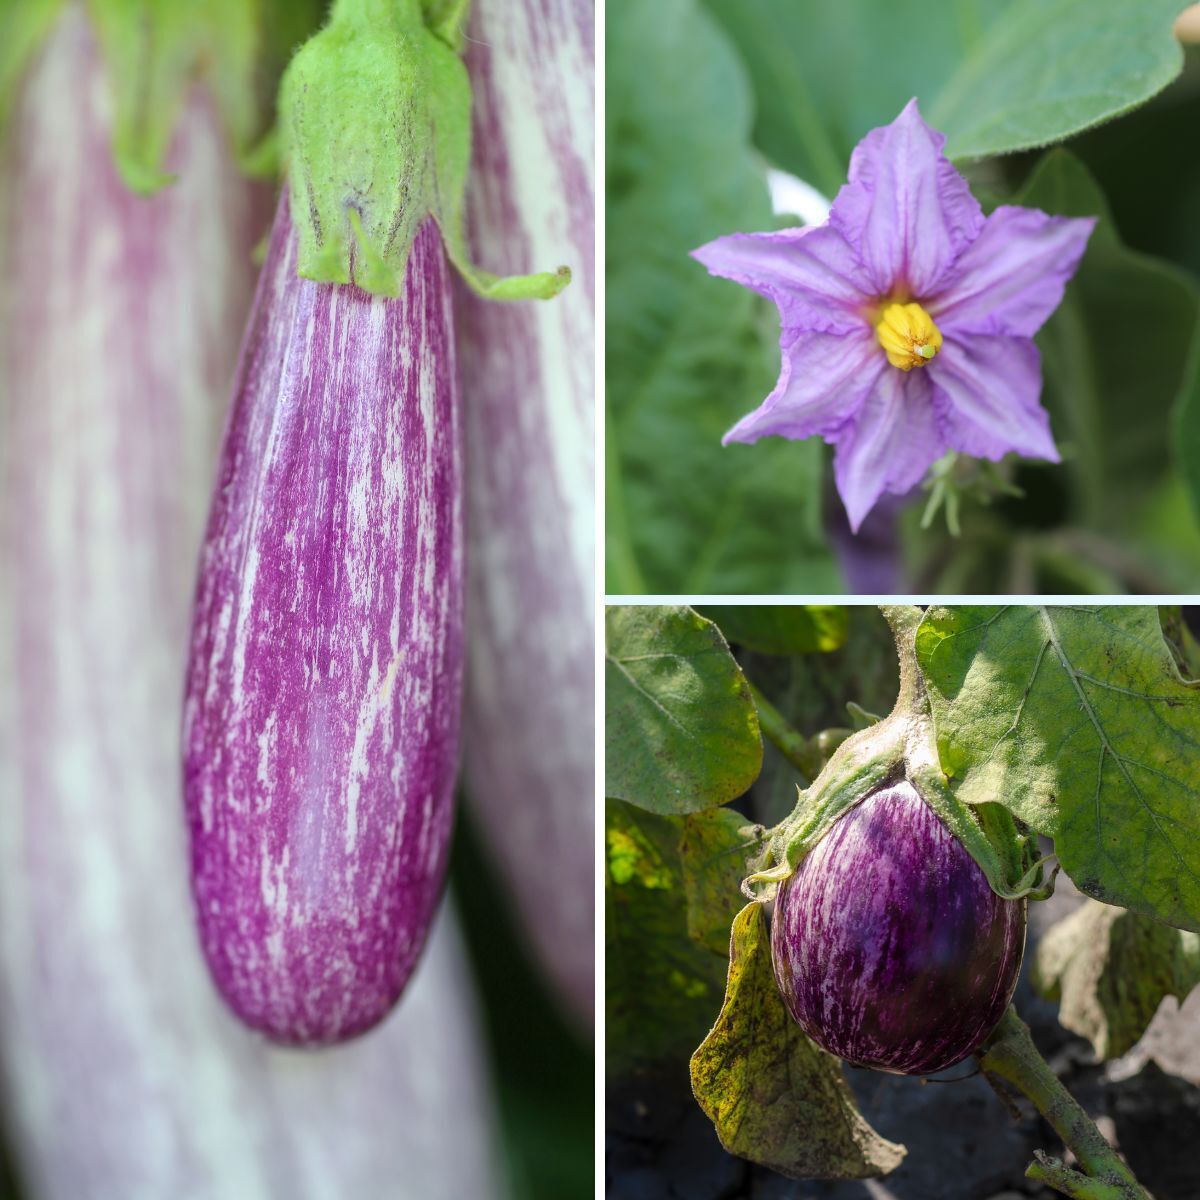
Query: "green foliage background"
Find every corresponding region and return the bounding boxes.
[606,0,1200,594]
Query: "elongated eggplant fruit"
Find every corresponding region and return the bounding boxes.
[182,191,463,1046]
[0,10,497,1198]
[456,0,595,1026]
[771,781,1026,1075]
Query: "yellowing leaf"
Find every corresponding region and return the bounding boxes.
[691,903,905,1180]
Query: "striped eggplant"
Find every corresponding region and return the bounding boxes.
[0,10,501,1198]
[457,0,596,1027]
[181,192,463,1046]
[771,781,1026,1075]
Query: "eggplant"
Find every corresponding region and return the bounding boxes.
[770,780,1026,1075]
[0,9,499,1198]
[457,0,595,1026]
[182,190,463,1046]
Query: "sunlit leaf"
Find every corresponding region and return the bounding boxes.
[917,605,1200,931]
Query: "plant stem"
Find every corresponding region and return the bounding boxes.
[747,682,822,783]
[879,604,927,715]
[978,1008,1149,1200]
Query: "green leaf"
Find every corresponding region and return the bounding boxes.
[679,808,763,955]
[933,0,1184,162]
[605,0,840,594]
[690,903,906,1180]
[696,605,848,656]
[1175,324,1200,530]
[1033,898,1200,1059]
[916,605,1200,932]
[1160,605,1200,681]
[704,0,1183,191]
[1016,150,1200,539]
[605,606,762,815]
[605,801,727,1072]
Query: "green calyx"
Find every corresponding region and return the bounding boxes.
[279,0,570,300]
[746,606,1053,905]
[83,0,324,193]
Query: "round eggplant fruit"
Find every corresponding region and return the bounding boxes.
[770,780,1026,1075]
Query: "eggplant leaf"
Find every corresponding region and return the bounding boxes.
[1033,898,1200,1060]
[704,0,1183,191]
[605,606,762,815]
[606,801,727,1072]
[916,605,1200,932]
[605,0,839,594]
[691,903,906,1180]
[679,809,764,955]
[696,605,848,656]
[1016,151,1200,543]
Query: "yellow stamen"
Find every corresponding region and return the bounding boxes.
[875,302,943,371]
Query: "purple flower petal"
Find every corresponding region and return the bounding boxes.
[693,225,875,335]
[927,206,1096,336]
[929,335,1060,463]
[832,367,943,532]
[829,99,983,299]
[723,329,882,445]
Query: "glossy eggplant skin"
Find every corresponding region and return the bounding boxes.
[771,781,1026,1075]
[182,192,463,1046]
[457,0,595,1028]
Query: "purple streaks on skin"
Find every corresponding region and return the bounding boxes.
[771,781,1026,1075]
[183,192,463,1046]
[455,0,595,1025]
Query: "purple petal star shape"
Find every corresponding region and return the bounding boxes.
[693,99,1096,532]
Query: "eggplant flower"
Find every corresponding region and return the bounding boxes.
[693,100,1096,531]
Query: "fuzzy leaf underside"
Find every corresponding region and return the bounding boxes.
[1033,898,1200,1060]
[605,606,762,815]
[917,606,1200,932]
[691,903,906,1180]
[606,801,727,1071]
[695,605,849,656]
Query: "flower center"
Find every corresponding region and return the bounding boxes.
[875,302,943,371]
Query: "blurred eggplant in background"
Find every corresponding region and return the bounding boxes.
[456,0,596,1027]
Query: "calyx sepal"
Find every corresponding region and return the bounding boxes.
[279,0,570,300]
[746,606,1049,904]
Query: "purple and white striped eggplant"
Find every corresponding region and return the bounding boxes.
[0,9,498,1198]
[456,0,596,1027]
[771,781,1026,1075]
[182,191,463,1046]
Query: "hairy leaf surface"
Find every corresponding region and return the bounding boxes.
[917,606,1200,931]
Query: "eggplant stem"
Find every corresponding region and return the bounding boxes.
[977,1008,1150,1200]
[747,683,824,783]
